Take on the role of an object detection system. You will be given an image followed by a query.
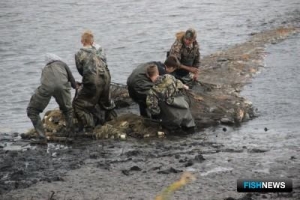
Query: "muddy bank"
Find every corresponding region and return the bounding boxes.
[1,132,299,200]
[1,25,300,200]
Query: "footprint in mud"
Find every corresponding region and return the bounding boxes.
[157,167,183,174]
[184,154,206,167]
[124,150,141,157]
[247,148,269,153]
[121,165,142,176]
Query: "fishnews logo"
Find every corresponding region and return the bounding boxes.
[237,179,293,192]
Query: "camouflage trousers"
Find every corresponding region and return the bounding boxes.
[73,73,115,130]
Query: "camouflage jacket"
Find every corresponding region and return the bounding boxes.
[146,74,185,115]
[75,46,109,83]
[169,32,200,77]
[93,43,107,63]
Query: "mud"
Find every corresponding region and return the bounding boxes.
[1,25,300,200]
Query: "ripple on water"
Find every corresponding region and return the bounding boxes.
[0,0,299,132]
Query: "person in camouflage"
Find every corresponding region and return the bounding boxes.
[73,30,116,132]
[146,65,195,130]
[27,53,78,143]
[168,28,200,88]
[127,56,180,117]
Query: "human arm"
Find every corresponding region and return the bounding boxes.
[75,53,83,76]
[193,41,201,68]
[63,63,78,89]
[178,63,199,81]
[178,64,199,74]
[192,42,201,80]
[93,43,107,63]
[169,40,182,62]
[146,90,160,115]
[174,77,189,90]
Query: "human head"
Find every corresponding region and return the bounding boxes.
[184,28,196,46]
[45,53,63,65]
[146,65,159,82]
[81,30,94,46]
[164,55,180,73]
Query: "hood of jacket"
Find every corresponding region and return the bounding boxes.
[175,31,186,41]
[45,53,63,65]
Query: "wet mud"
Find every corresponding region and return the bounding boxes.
[1,24,300,200]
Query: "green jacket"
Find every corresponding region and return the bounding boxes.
[41,60,76,90]
[127,61,166,103]
[75,47,109,85]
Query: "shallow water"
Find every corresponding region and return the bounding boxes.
[202,33,300,182]
[0,0,299,132]
[219,33,300,150]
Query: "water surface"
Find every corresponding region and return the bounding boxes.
[0,0,299,132]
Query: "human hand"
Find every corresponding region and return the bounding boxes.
[190,67,199,74]
[183,84,189,90]
[75,81,82,89]
[193,73,199,81]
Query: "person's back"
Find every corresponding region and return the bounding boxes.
[146,66,195,130]
[75,47,109,85]
[41,60,71,90]
[127,61,162,98]
[149,74,181,100]
[127,56,180,117]
[27,53,77,143]
[73,30,116,132]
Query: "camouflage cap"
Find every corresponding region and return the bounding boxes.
[184,28,197,40]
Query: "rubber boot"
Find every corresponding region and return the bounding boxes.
[31,119,47,145]
[64,114,75,137]
[105,109,117,122]
[102,100,116,122]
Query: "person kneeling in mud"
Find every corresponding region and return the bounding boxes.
[127,55,180,117]
[168,28,200,88]
[27,53,78,144]
[146,65,196,131]
[73,30,116,133]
